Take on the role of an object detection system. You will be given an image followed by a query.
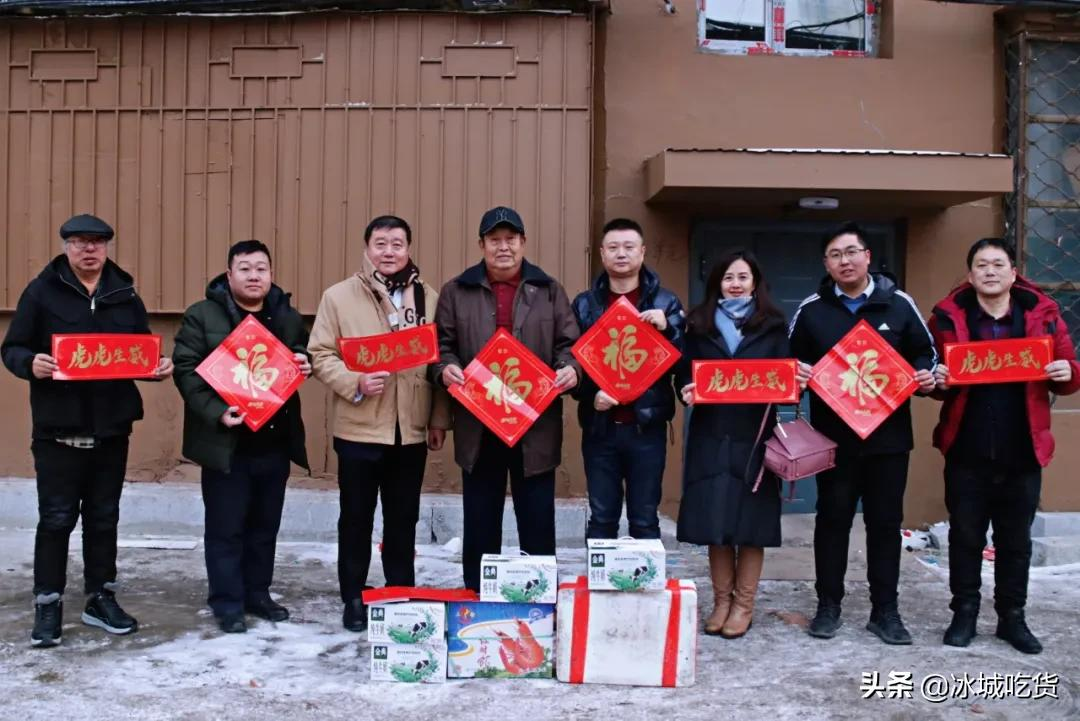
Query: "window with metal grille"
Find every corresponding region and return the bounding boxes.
[698,0,881,57]
[1006,35,1080,356]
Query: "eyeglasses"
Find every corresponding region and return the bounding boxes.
[824,247,868,262]
[66,237,108,250]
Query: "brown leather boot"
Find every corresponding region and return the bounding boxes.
[721,546,764,639]
[704,545,735,635]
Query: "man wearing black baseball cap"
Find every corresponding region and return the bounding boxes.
[2,213,173,648]
[433,205,581,591]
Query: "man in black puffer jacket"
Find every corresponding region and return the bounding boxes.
[2,214,173,648]
[789,222,937,646]
[571,218,685,539]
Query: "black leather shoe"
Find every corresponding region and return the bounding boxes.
[807,602,842,639]
[245,597,289,622]
[343,599,367,633]
[218,613,247,634]
[996,610,1042,654]
[867,604,913,645]
[943,607,978,647]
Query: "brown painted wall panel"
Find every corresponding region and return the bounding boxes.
[0,12,593,492]
[598,0,1077,522]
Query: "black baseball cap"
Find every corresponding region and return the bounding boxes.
[478,206,525,237]
[59,214,114,241]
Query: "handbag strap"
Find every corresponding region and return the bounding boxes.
[746,403,773,493]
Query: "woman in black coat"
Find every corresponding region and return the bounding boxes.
[678,250,809,639]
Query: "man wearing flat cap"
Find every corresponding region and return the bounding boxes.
[433,206,581,590]
[2,213,173,648]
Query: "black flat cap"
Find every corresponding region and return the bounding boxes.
[59,214,114,241]
[478,206,525,237]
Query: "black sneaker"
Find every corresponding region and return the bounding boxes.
[343,599,367,633]
[218,613,247,634]
[867,605,912,645]
[81,591,138,635]
[807,602,842,639]
[245,597,289,622]
[943,609,978,647]
[995,610,1042,654]
[31,596,63,648]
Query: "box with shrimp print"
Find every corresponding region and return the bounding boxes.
[446,602,556,679]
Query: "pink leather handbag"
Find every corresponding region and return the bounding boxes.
[750,407,837,494]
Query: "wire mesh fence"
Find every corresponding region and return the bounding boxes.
[1006,33,1080,354]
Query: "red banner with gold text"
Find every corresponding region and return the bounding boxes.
[944,336,1052,386]
[51,333,160,380]
[691,359,799,404]
[337,323,440,374]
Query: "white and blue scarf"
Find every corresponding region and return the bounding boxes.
[714,297,755,355]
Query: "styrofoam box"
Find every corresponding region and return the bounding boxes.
[367,601,446,645]
[586,538,666,591]
[479,554,558,604]
[370,642,448,683]
[556,579,696,687]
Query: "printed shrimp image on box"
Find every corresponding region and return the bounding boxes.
[447,602,556,679]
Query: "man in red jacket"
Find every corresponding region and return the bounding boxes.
[929,237,1080,654]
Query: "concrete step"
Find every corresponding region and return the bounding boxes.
[0,478,677,548]
[1031,535,1080,567]
[1031,511,1080,538]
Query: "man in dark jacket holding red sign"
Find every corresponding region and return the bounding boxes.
[570,218,684,540]
[929,237,1080,654]
[173,240,311,634]
[2,213,173,648]
[788,222,937,646]
[433,206,581,591]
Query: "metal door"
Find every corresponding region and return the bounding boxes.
[689,219,902,513]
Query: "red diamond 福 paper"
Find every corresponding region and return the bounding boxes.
[448,329,559,447]
[808,320,917,440]
[571,296,680,404]
[195,315,305,432]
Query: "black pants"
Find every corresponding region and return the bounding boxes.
[945,457,1041,615]
[582,423,666,539]
[32,437,129,596]
[336,435,427,603]
[814,452,909,608]
[461,432,556,591]
[201,450,290,617]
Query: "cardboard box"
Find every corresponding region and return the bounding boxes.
[479,554,558,604]
[586,538,666,591]
[367,601,446,645]
[556,577,696,687]
[447,601,556,679]
[369,642,448,683]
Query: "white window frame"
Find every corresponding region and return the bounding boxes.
[697,0,879,58]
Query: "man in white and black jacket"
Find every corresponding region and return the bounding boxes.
[789,222,937,646]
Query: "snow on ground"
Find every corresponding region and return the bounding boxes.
[1,529,1079,721]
